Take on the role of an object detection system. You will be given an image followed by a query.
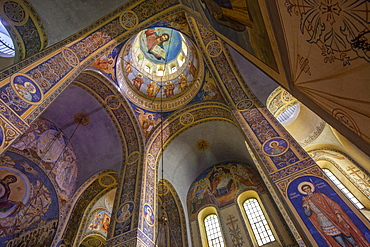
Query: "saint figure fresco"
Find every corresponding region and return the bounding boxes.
[144,204,155,225]
[117,203,131,222]
[299,182,369,247]
[0,175,23,217]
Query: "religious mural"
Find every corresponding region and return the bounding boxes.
[86,208,111,235]
[120,27,199,101]
[200,0,278,70]
[10,118,78,207]
[187,161,263,219]
[134,107,162,138]
[284,0,370,65]
[143,203,155,240]
[91,47,120,81]
[263,137,289,156]
[11,74,43,104]
[0,152,58,247]
[288,176,370,246]
[114,201,134,236]
[191,69,223,102]
[200,78,222,101]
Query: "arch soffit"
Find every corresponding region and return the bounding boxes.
[59,170,118,246]
[73,69,144,157]
[305,143,358,164]
[145,101,237,167]
[158,178,188,246]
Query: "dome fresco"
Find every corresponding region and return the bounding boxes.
[116,27,203,112]
[139,28,183,64]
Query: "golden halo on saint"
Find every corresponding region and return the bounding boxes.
[298,181,315,195]
[269,141,279,148]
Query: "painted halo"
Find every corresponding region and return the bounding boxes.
[0,167,31,218]
[262,137,289,156]
[298,181,315,195]
[11,73,43,104]
[116,202,133,223]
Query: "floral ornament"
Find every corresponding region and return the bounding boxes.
[285,0,370,64]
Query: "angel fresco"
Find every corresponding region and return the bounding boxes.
[12,120,65,163]
[10,119,78,208]
[163,81,175,98]
[188,60,197,78]
[230,164,254,191]
[88,212,103,231]
[203,83,221,100]
[124,59,133,75]
[212,167,235,196]
[53,147,77,200]
[135,108,159,138]
[117,203,131,222]
[92,54,116,79]
[144,205,155,225]
[35,122,66,163]
[101,213,111,233]
[132,73,144,91]
[178,74,188,92]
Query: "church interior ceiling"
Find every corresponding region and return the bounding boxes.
[0,0,369,246]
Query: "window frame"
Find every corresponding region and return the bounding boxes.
[198,207,225,247]
[316,159,370,210]
[322,168,364,209]
[237,190,279,247]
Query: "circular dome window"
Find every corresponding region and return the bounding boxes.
[116,28,203,111]
[267,87,300,127]
[276,103,300,126]
[0,21,15,57]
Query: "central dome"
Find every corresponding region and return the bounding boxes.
[116,28,203,111]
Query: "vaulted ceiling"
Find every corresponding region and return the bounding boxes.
[6,0,370,200]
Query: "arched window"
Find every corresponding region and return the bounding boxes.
[323,168,364,209]
[243,198,275,246]
[204,214,224,247]
[198,207,225,247]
